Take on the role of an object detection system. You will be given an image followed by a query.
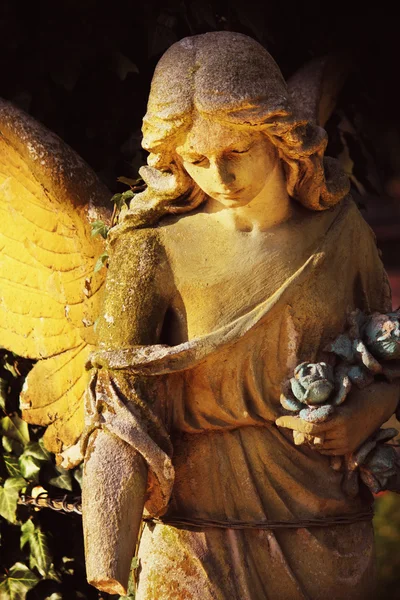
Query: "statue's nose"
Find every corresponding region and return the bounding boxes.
[213,158,236,185]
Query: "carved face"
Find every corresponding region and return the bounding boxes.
[176,115,276,208]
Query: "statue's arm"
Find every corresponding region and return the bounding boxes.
[277,202,400,457]
[83,228,174,595]
[277,380,400,456]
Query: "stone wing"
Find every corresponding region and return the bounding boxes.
[0,99,111,465]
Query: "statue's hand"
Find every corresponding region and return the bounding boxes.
[276,380,400,456]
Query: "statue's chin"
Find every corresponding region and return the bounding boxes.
[208,194,252,208]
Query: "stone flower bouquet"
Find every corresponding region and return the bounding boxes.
[280,309,400,496]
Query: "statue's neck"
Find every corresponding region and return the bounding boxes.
[203,161,292,232]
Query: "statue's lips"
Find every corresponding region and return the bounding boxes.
[212,188,244,198]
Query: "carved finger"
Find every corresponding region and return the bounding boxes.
[320,439,343,450]
[293,431,306,445]
[275,415,332,435]
[313,435,325,446]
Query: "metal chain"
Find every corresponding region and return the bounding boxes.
[18,492,82,515]
[17,442,400,519]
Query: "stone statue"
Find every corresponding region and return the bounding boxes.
[1,31,400,600]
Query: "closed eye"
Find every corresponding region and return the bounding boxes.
[181,155,207,165]
[231,147,251,154]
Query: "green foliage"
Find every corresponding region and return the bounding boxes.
[0,380,7,412]
[110,190,135,211]
[4,454,21,478]
[117,176,143,187]
[0,2,399,598]
[90,220,110,239]
[0,562,39,599]
[48,467,73,492]
[1,414,29,447]
[93,183,141,274]
[374,492,400,599]
[20,520,52,577]
[118,559,137,600]
[94,252,109,273]
[0,478,26,523]
[0,351,99,599]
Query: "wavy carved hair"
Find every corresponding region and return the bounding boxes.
[116,31,349,233]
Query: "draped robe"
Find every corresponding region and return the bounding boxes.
[85,197,392,599]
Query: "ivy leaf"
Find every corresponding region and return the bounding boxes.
[110,190,135,211]
[111,189,135,211]
[20,519,35,550]
[0,414,29,446]
[3,454,22,478]
[121,189,135,203]
[49,467,73,492]
[59,556,75,576]
[43,564,61,584]
[2,357,19,379]
[0,477,26,523]
[110,192,123,207]
[0,378,8,411]
[73,463,83,488]
[17,440,51,481]
[23,440,51,462]
[19,455,42,482]
[30,527,52,577]
[2,436,23,456]
[118,558,136,600]
[90,220,110,239]
[117,176,143,187]
[0,562,39,599]
[94,252,109,273]
[21,519,52,576]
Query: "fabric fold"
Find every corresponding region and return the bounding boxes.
[88,251,324,376]
[82,368,174,515]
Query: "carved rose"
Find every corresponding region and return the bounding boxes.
[290,362,335,405]
[363,312,400,361]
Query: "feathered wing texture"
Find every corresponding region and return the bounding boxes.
[287,53,352,126]
[0,99,111,464]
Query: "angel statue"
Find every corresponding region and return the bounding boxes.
[1,31,400,600]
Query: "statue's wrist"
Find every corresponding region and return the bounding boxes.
[383,447,400,493]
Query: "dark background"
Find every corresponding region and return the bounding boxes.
[2,1,399,297]
[1,1,400,598]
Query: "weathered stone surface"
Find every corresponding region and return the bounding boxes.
[1,30,399,599]
[82,32,398,599]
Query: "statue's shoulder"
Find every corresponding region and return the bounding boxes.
[318,195,367,234]
[109,221,166,261]
[334,195,376,236]
[105,223,173,301]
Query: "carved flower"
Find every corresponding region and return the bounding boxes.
[280,361,351,423]
[363,312,400,361]
[290,362,335,405]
